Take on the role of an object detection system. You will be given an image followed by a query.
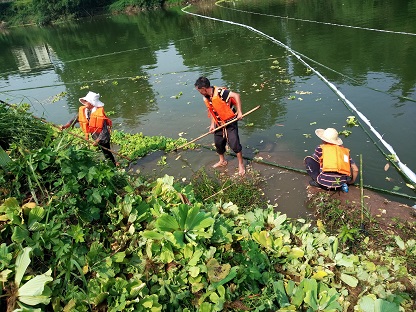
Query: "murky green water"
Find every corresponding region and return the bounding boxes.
[1,0,416,210]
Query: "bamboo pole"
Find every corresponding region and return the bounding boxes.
[175,105,261,151]
[360,154,364,217]
[360,154,365,232]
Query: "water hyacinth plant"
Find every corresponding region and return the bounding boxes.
[0,103,415,311]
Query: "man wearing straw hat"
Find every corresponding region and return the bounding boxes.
[60,91,117,166]
[304,127,358,191]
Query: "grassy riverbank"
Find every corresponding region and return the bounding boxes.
[0,0,186,26]
[1,102,415,311]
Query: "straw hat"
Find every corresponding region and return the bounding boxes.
[79,91,104,107]
[315,128,343,145]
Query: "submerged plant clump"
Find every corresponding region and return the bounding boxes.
[190,167,266,212]
[0,114,415,311]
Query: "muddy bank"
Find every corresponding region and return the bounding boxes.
[128,147,416,223]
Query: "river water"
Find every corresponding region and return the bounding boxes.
[1,0,416,214]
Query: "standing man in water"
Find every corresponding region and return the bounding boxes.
[194,76,245,176]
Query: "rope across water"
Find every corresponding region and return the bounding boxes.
[182,3,416,188]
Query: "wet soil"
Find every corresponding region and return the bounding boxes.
[129,147,416,230]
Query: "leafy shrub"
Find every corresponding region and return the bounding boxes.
[0,103,53,151]
[0,119,414,311]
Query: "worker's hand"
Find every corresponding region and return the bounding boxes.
[92,140,99,146]
[237,112,243,120]
[59,125,64,131]
[209,124,215,133]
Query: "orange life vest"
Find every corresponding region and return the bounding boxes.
[203,86,237,126]
[319,144,351,176]
[78,106,112,135]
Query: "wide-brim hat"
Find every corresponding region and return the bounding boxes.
[315,128,343,145]
[79,91,104,107]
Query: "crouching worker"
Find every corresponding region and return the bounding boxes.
[60,91,118,166]
[304,127,358,191]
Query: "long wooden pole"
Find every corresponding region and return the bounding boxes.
[0,100,131,161]
[60,127,132,162]
[360,154,364,222]
[175,105,261,151]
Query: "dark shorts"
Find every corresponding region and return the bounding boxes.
[304,156,352,190]
[214,121,242,155]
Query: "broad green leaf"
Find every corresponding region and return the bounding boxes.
[274,280,289,307]
[252,231,273,249]
[0,197,20,213]
[160,244,174,263]
[303,279,318,310]
[15,247,32,286]
[271,213,287,228]
[63,299,77,312]
[199,302,213,312]
[289,247,304,259]
[340,273,358,287]
[18,269,53,297]
[0,243,12,270]
[12,227,30,244]
[312,270,328,280]
[209,292,219,303]
[285,280,295,297]
[93,190,102,203]
[176,204,189,229]
[142,297,154,308]
[316,286,341,310]
[189,266,200,278]
[0,269,12,282]
[183,244,193,259]
[18,295,51,306]
[130,282,146,297]
[140,294,162,311]
[188,248,203,266]
[394,236,405,250]
[334,253,356,267]
[207,259,230,283]
[217,285,225,298]
[210,266,238,290]
[0,215,9,221]
[184,206,204,230]
[0,145,11,167]
[358,295,377,312]
[112,252,126,263]
[291,284,305,306]
[91,292,109,306]
[142,231,164,240]
[28,206,45,229]
[374,298,400,312]
[155,215,179,232]
[363,261,377,272]
[120,195,133,218]
[172,230,185,247]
